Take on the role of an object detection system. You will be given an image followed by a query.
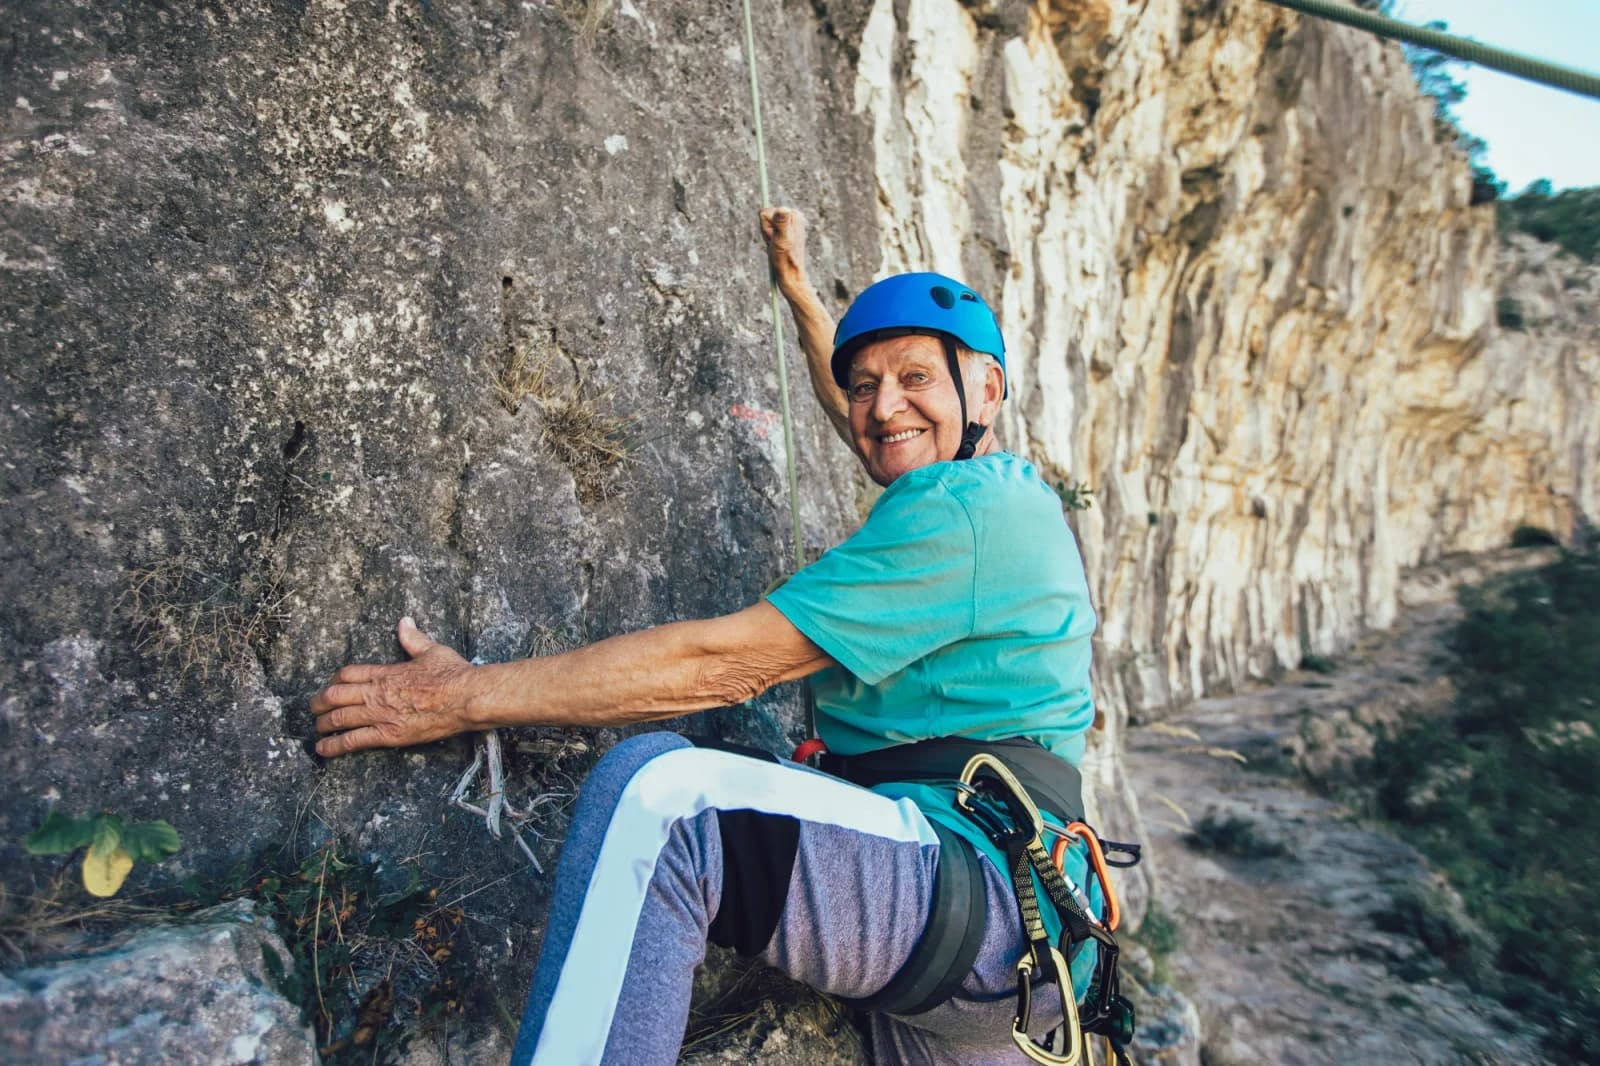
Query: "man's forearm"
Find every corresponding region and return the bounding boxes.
[463,605,832,730]
[778,277,850,442]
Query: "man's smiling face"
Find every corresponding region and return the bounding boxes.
[845,333,967,487]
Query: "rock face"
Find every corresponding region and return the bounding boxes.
[844,0,1598,880]
[2,0,1595,1056]
[0,900,317,1065]
[3,0,875,942]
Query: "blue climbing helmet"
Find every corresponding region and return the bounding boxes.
[831,272,1008,459]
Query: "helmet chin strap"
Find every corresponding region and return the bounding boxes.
[941,337,988,460]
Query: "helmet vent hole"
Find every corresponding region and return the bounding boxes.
[959,291,978,302]
[929,285,955,309]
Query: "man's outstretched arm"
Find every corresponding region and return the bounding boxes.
[309,603,835,757]
[760,207,850,444]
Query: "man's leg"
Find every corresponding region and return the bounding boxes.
[510,733,1051,1066]
[510,734,943,1064]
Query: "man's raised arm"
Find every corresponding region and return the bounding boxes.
[760,208,850,445]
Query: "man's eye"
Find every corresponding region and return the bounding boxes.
[906,372,930,385]
[850,382,877,400]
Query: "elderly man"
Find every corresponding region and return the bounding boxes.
[310,209,1107,1065]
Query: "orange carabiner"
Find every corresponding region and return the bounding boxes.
[1052,823,1122,932]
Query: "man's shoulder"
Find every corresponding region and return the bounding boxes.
[889,452,1028,489]
[891,453,1054,511]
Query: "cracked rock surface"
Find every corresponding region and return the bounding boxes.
[0,900,317,1066]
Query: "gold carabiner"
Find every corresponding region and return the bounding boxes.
[1011,947,1084,1066]
[957,753,1045,839]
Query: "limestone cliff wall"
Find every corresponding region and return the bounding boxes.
[843,0,1598,847]
[2,0,1595,1032]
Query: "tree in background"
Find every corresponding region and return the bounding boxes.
[1498,181,1600,263]
[1382,7,1506,202]
[1374,2,1597,259]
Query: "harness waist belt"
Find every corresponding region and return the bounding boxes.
[821,736,1084,824]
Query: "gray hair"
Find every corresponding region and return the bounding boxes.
[956,347,1004,397]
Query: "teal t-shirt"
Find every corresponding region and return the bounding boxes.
[766,451,1097,767]
[766,453,1104,992]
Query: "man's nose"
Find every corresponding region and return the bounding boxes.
[871,380,906,422]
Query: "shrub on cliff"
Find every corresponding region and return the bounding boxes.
[1372,549,1600,1063]
[1498,181,1600,263]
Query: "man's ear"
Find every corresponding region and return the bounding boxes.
[979,358,1005,422]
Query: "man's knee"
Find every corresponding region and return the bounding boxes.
[585,736,802,957]
[572,731,693,816]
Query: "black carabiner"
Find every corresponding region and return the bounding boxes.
[1099,839,1142,868]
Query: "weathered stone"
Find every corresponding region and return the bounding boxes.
[0,900,316,1065]
[1118,943,1202,1066]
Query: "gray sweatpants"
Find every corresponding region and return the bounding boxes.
[509,732,1060,1065]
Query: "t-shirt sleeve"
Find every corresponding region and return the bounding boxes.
[765,475,976,685]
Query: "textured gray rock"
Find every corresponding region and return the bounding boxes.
[1121,944,1202,1066]
[0,899,316,1065]
[2,0,873,964]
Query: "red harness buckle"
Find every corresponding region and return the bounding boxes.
[791,737,829,763]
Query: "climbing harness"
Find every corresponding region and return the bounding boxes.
[805,734,1141,1064]
[1261,0,1600,102]
[955,753,1139,1066]
[818,735,1083,827]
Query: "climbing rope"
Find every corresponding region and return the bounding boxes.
[1262,0,1600,102]
[736,0,817,744]
[737,0,807,573]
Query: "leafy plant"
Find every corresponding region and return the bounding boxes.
[1511,524,1559,548]
[1497,296,1526,331]
[1371,549,1600,1062]
[1499,182,1600,263]
[1186,812,1288,859]
[1053,480,1095,512]
[25,811,181,897]
[1298,653,1337,675]
[1130,898,1181,986]
[222,843,471,1064]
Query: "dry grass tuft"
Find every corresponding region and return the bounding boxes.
[493,331,556,416]
[1171,745,1249,764]
[681,953,862,1061]
[1145,722,1203,742]
[122,557,289,681]
[550,0,615,43]
[1150,792,1194,828]
[526,622,584,659]
[0,876,190,965]
[540,396,633,504]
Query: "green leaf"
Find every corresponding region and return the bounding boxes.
[25,810,94,855]
[121,820,182,864]
[88,814,125,861]
[261,943,288,989]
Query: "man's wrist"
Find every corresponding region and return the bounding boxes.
[458,661,506,729]
[778,277,823,312]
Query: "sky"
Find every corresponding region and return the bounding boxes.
[1393,0,1600,192]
